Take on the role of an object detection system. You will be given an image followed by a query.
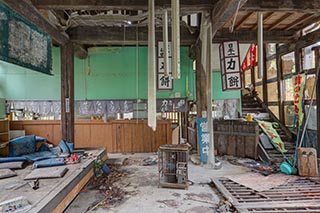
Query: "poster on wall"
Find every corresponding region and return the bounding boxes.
[157,41,173,90]
[219,40,242,91]
[0,3,52,75]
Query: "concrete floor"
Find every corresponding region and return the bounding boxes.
[65,153,251,213]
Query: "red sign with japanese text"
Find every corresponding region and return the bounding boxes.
[293,74,305,126]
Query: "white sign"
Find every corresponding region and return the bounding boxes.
[158,41,173,90]
[224,56,240,73]
[226,73,241,89]
[158,41,172,57]
[219,40,242,90]
[158,57,172,73]
[158,73,173,90]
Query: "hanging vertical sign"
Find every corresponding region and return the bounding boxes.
[250,43,257,67]
[157,41,173,90]
[196,118,209,163]
[219,40,242,90]
[293,73,305,126]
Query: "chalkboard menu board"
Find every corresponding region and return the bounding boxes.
[0,3,52,75]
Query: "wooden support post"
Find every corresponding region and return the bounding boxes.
[315,49,320,157]
[295,47,301,74]
[195,42,207,117]
[61,42,75,143]
[262,44,268,104]
[276,44,285,123]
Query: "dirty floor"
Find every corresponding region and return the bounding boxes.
[65,153,251,213]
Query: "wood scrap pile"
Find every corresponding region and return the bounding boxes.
[86,165,130,210]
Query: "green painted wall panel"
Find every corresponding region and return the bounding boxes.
[0,45,239,102]
[0,46,196,101]
[212,72,241,100]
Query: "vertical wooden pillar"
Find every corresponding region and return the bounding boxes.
[262,44,268,104]
[60,42,75,143]
[276,44,284,123]
[315,49,320,157]
[295,47,301,74]
[195,42,207,117]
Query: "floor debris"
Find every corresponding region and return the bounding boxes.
[156,199,180,208]
[184,192,217,204]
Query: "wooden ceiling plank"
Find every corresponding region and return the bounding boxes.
[211,0,248,34]
[1,0,69,45]
[251,12,273,30]
[234,12,254,31]
[268,13,294,31]
[284,14,315,31]
[243,0,320,14]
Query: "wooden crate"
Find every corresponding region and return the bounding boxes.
[297,147,318,177]
[213,120,259,159]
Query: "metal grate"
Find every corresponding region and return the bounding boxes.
[212,177,320,212]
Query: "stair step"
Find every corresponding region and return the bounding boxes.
[242,107,266,112]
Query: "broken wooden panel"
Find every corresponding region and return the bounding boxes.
[243,69,252,86]
[268,105,280,119]
[284,105,295,126]
[281,52,295,75]
[267,82,278,102]
[305,74,317,100]
[254,66,262,83]
[213,120,259,159]
[266,43,276,57]
[284,78,294,101]
[266,59,277,79]
[255,85,263,100]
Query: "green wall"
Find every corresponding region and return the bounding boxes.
[0,46,195,100]
[0,45,239,101]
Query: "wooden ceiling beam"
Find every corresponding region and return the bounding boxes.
[31,0,215,11]
[0,0,69,45]
[214,29,296,43]
[66,25,296,45]
[67,26,199,46]
[278,27,320,55]
[234,12,254,31]
[284,14,315,31]
[243,0,320,14]
[211,0,248,34]
[268,13,294,31]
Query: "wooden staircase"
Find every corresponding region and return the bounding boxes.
[242,95,296,165]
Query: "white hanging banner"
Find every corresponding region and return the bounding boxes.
[219,40,242,90]
[162,10,169,76]
[171,0,180,79]
[148,0,156,131]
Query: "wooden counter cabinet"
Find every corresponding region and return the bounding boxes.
[0,119,9,157]
[10,120,173,153]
